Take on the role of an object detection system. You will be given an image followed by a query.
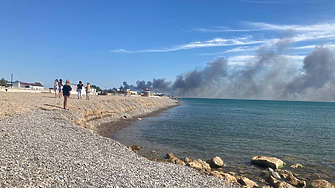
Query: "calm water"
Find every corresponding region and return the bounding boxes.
[111,98,335,183]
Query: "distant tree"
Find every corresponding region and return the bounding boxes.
[0,78,8,86]
[91,84,102,92]
[34,82,43,86]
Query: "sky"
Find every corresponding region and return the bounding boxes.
[1,0,335,99]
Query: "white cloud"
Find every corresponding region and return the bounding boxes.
[111,36,265,53]
[245,21,335,32]
[111,21,335,54]
[193,21,335,33]
[110,49,132,53]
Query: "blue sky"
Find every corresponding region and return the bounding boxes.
[1,0,335,89]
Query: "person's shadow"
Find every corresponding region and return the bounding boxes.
[44,104,63,109]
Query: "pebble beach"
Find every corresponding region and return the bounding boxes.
[0,92,237,187]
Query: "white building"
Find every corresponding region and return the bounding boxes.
[13,81,44,90]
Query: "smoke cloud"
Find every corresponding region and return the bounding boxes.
[121,40,335,101]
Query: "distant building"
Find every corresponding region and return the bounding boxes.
[13,81,44,90]
[143,88,150,97]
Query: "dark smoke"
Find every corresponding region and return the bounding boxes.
[121,43,335,101]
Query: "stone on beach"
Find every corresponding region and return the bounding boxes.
[183,157,193,164]
[237,176,258,188]
[206,156,225,168]
[131,145,142,151]
[310,179,334,188]
[275,169,306,187]
[186,159,211,173]
[267,175,296,188]
[251,156,285,169]
[221,173,238,183]
[165,153,186,166]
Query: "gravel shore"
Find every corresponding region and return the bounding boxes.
[0,92,238,187]
[0,110,238,187]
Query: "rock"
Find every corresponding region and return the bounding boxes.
[186,159,211,173]
[220,173,238,183]
[165,153,176,160]
[277,170,305,187]
[206,156,225,168]
[267,167,281,179]
[251,156,285,169]
[170,158,186,166]
[275,169,306,187]
[165,153,185,165]
[131,145,141,151]
[121,115,127,119]
[291,163,304,169]
[210,171,223,179]
[184,157,193,164]
[310,179,334,188]
[267,175,296,188]
[237,176,258,188]
[137,118,142,120]
[275,169,292,179]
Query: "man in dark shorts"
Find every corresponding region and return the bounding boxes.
[63,80,72,110]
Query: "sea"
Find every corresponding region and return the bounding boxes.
[111,98,335,183]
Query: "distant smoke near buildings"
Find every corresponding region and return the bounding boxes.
[121,40,335,101]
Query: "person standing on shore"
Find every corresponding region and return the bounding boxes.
[54,79,59,98]
[58,79,64,98]
[86,82,91,100]
[63,80,72,110]
[77,81,84,99]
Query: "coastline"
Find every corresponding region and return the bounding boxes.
[1,92,239,187]
[1,92,333,187]
[95,104,179,138]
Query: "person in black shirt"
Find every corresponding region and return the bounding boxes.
[77,81,84,99]
[63,80,72,110]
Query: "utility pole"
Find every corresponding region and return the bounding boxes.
[10,74,13,88]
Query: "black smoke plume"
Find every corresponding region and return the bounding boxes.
[121,43,335,101]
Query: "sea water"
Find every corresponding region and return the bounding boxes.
[111,98,335,183]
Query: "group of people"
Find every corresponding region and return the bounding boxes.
[54,79,91,110]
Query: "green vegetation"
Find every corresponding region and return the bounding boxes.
[91,84,102,92]
[0,78,8,86]
[34,82,43,86]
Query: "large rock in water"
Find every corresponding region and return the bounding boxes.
[251,156,285,169]
[206,156,225,168]
[310,179,334,188]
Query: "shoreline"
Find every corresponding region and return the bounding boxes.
[105,98,335,187]
[1,92,333,187]
[95,104,179,138]
[1,93,238,187]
